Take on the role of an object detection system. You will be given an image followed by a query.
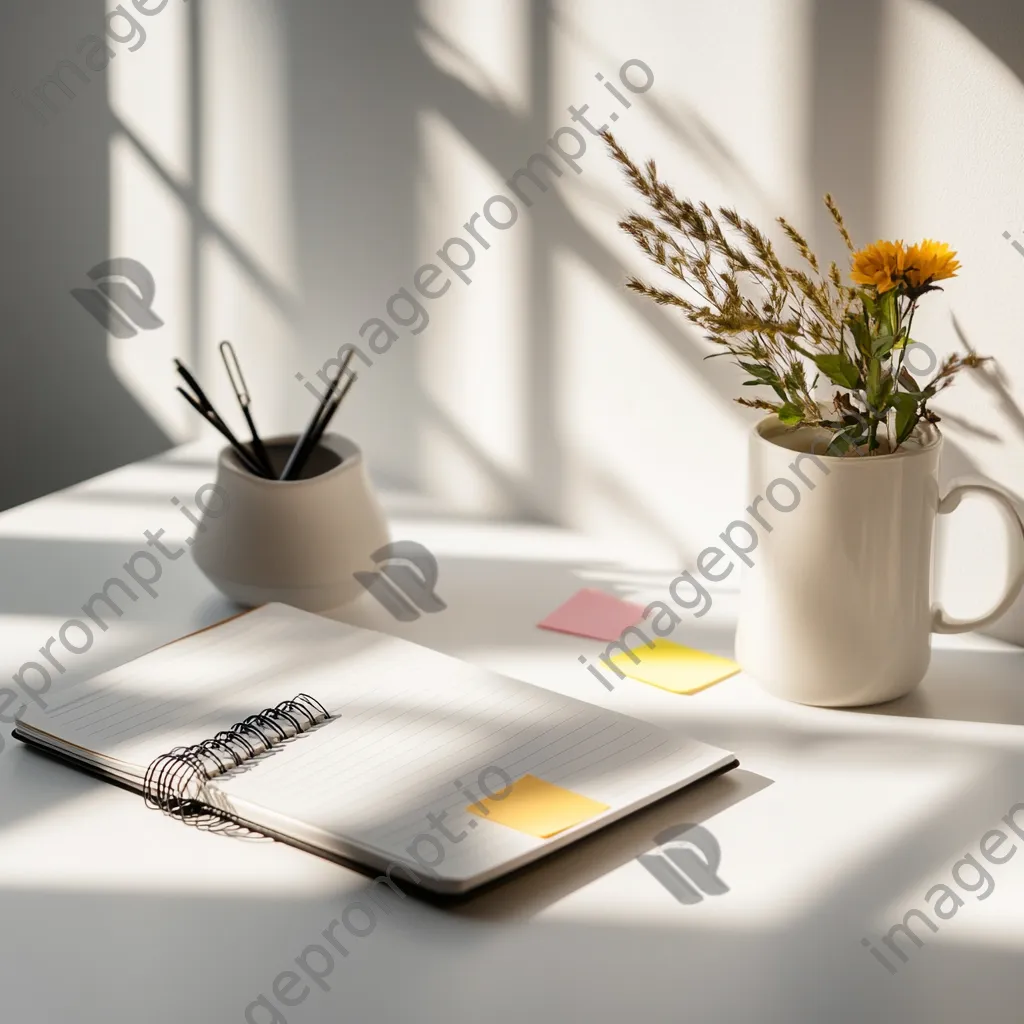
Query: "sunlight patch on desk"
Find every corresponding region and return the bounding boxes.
[927,878,1024,947]
[0,790,341,898]
[864,798,1024,966]
[0,615,155,662]
[380,519,610,564]
[0,496,182,545]
[73,461,221,499]
[542,755,989,931]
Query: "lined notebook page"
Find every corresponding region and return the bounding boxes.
[19,605,409,770]
[214,685,718,880]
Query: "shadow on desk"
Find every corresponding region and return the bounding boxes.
[852,646,1024,728]
[446,767,772,922]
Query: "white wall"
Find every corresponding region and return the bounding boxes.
[2,0,1023,611]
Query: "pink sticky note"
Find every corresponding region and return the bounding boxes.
[537,588,646,642]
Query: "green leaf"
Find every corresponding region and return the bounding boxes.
[777,403,804,426]
[738,363,778,383]
[898,366,920,393]
[737,362,788,401]
[848,315,873,357]
[878,290,897,336]
[871,332,896,358]
[892,392,920,444]
[814,352,861,390]
[785,340,817,360]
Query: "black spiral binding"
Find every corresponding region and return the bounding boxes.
[143,694,330,832]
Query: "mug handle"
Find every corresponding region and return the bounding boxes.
[932,481,1024,634]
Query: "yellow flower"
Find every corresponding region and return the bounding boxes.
[851,238,960,294]
[904,239,960,289]
[850,240,908,294]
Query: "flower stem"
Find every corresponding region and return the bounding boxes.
[895,300,916,394]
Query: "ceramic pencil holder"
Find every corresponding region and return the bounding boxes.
[191,433,390,612]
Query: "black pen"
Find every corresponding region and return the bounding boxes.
[174,359,216,412]
[279,350,355,480]
[176,386,266,477]
[175,359,269,477]
[297,372,358,471]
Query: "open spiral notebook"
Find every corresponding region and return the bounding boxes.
[13,603,737,895]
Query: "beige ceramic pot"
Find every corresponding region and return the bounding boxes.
[191,434,390,612]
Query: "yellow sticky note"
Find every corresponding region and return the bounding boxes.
[466,773,610,838]
[610,638,740,694]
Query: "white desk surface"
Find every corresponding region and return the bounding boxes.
[0,445,1022,1024]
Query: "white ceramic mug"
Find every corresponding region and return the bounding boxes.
[191,434,390,612]
[735,417,1024,706]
